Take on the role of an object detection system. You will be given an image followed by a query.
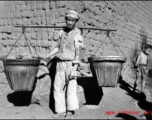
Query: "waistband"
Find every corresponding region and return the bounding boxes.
[139,64,147,66]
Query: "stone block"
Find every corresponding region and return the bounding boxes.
[3,19,7,26]
[56,1,67,8]
[20,4,26,11]
[2,26,12,34]
[25,4,31,11]
[49,16,55,25]
[42,1,49,10]
[36,40,41,47]
[41,40,49,48]
[45,10,50,17]
[22,11,32,18]
[41,32,48,41]
[33,10,41,17]
[35,17,41,25]
[15,4,20,12]
[15,11,21,19]
[5,12,10,19]
[7,19,11,26]
[26,18,31,25]
[57,17,65,23]
[16,18,22,25]
[31,32,37,40]
[31,1,37,11]
[66,2,76,10]
[1,40,12,46]
[2,33,7,40]
[41,17,46,25]
[11,33,16,40]
[0,19,3,26]
[36,31,42,41]
[37,1,43,10]
[49,1,55,9]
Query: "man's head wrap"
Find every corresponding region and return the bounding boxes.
[65,10,80,21]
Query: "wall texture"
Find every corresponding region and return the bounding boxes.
[0,1,152,84]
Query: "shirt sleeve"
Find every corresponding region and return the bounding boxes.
[74,33,85,61]
[74,33,84,48]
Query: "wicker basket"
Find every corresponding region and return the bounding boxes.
[88,56,126,87]
[3,59,40,91]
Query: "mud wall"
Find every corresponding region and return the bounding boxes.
[0,1,152,84]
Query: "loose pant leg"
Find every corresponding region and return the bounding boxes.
[54,63,66,113]
[66,63,79,111]
[67,79,79,111]
[140,66,147,93]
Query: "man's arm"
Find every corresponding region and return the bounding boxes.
[44,47,59,60]
[73,33,84,64]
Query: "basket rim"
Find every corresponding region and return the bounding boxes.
[88,55,127,62]
[3,59,41,61]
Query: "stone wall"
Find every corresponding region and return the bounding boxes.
[0,1,152,84]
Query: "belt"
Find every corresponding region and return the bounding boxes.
[139,64,147,66]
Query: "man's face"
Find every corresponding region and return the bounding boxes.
[66,17,77,30]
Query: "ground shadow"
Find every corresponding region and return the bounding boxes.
[7,91,33,106]
[116,113,138,120]
[118,76,152,120]
[77,62,103,105]
[7,77,39,106]
[77,77,103,105]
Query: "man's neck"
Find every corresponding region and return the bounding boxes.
[65,26,76,33]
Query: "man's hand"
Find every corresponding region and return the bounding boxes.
[72,59,80,65]
[146,69,149,74]
[44,55,54,62]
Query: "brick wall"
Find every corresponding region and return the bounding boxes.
[0,1,152,84]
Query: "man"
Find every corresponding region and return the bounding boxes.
[44,10,84,118]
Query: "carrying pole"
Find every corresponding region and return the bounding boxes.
[14,25,117,32]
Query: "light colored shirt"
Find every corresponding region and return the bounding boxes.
[56,28,84,61]
[136,52,148,66]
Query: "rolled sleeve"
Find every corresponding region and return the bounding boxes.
[74,33,85,61]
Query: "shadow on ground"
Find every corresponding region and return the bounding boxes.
[117,76,152,120]
[7,91,34,106]
[7,77,40,106]
[116,113,138,120]
[77,62,103,105]
[77,77,103,105]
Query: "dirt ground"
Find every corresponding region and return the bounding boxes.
[0,75,151,120]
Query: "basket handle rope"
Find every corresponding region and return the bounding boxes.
[23,31,39,58]
[4,31,24,59]
[92,31,126,58]
[108,32,126,57]
[4,27,40,59]
[93,31,109,56]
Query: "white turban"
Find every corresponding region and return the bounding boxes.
[65,10,80,20]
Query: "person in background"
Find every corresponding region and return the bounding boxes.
[44,10,85,119]
[133,44,152,95]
